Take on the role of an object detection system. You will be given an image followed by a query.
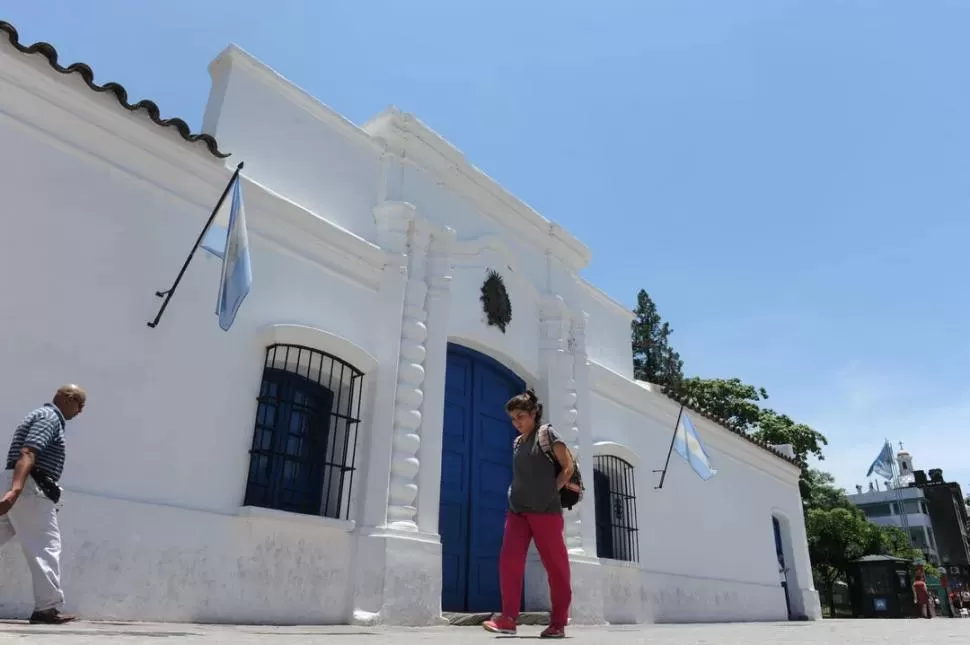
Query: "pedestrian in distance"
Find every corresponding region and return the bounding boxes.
[483,388,582,639]
[0,384,86,624]
[913,570,932,619]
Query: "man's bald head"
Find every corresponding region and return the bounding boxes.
[53,384,86,420]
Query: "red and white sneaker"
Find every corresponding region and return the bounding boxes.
[482,614,517,635]
[540,625,566,638]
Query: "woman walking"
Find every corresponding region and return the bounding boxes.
[913,571,932,618]
[483,388,578,638]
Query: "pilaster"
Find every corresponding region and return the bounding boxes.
[386,220,432,531]
[568,310,592,557]
[416,224,457,535]
[526,296,604,624]
[358,201,413,530]
[537,294,570,431]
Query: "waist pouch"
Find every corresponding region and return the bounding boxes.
[30,471,62,504]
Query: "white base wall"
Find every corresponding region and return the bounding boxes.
[600,561,792,624]
[0,495,818,625]
[0,492,354,624]
[351,530,447,627]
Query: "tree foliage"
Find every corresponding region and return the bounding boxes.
[675,377,827,465]
[629,288,827,465]
[804,473,939,615]
[631,289,684,390]
[629,285,937,615]
[754,409,828,464]
[675,377,767,434]
[806,507,871,616]
[800,467,853,513]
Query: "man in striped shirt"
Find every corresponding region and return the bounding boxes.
[0,385,86,625]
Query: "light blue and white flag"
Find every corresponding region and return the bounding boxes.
[215,175,251,331]
[673,411,717,481]
[866,440,894,480]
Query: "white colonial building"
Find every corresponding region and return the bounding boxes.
[0,21,820,625]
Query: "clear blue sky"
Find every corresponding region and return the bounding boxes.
[7,1,970,495]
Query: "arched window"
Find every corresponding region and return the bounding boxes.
[244,344,364,520]
[593,454,639,563]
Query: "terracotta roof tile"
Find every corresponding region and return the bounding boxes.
[664,388,804,468]
[1,20,228,158]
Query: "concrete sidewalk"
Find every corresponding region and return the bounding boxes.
[0,619,966,644]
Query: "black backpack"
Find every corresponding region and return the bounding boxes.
[536,424,585,510]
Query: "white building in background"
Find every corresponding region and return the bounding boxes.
[848,449,939,564]
[848,488,939,563]
[0,21,820,625]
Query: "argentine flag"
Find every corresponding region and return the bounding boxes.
[866,440,894,480]
[214,174,252,331]
[673,412,717,481]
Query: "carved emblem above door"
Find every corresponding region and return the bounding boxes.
[480,269,512,333]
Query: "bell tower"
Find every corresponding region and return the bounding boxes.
[897,444,914,484]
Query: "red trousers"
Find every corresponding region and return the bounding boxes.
[499,511,572,628]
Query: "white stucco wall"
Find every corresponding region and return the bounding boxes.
[0,33,819,626]
[588,365,819,622]
[0,44,384,621]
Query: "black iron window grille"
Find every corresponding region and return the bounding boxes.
[593,454,639,563]
[244,343,364,521]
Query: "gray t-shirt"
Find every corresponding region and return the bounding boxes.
[508,425,564,514]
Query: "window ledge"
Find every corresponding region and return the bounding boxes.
[237,505,356,532]
[599,558,641,569]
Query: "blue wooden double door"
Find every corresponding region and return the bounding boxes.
[439,344,524,612]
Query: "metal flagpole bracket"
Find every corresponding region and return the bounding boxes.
[146,162,244,329]
[654,403,684,490]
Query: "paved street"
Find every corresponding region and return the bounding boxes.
[0,619,965,644]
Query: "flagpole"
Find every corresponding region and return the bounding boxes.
[889,438,914,550]
[147,162,244,329]
[654,403,684,490]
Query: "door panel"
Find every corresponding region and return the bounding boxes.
[440,353,473,611]
[439,345,523,612]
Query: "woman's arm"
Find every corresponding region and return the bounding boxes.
[551,442,576,491]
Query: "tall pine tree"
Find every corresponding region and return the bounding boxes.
[631,289,684,389]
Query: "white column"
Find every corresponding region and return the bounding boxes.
[386,220,432,531]
[537,294,569,433]
[537,294,586,552]
[528,296,604,622]
[570,310,594,557]
[357,201,413,530]
[416,225,456,536]
[787,496,822,620]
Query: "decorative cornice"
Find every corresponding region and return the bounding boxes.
[363,108,592,272]
[576,277,635,323]
[209,43,383,155]
[373,201,417,256]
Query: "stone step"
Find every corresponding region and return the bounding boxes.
[443,612,550,626]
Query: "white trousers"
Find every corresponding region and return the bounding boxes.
[0,470,64,611]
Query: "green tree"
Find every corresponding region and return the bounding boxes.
[800,468,853,513]
[675,377,827,466]
[870,525,940,577]
[631,289,684,389]
[675,377,767,433]
[806,506,872,617]
[753,409,828,464]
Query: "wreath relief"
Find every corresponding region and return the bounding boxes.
[481,269,512,333]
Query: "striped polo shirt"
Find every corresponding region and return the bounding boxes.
[6,403,67,481]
